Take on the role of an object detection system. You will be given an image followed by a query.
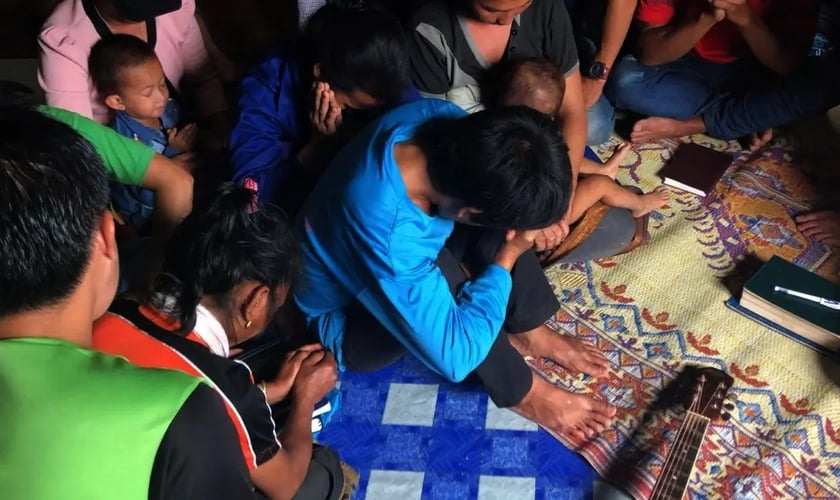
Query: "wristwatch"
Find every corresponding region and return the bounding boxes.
[587,61,610,81]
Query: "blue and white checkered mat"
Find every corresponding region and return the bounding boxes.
[318,356,632,499]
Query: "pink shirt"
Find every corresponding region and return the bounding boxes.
[38,0,227,124]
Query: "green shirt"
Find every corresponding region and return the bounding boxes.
[39,105,154,186]
[0,337,201,499]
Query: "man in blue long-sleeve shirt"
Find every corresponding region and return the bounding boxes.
[295,99,617,440]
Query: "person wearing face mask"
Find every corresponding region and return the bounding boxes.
[92,183,348,500]
[0,108,253,500]
[229,1,417,211]
[38,0,229,145]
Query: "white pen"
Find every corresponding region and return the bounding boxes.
[773,286,840,311]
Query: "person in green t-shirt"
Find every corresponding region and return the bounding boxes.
[38,105,194,290]
[0,106,254,500]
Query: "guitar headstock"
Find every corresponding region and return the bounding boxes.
[680,366,735,421]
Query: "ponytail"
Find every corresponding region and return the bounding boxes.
[150,183,299,333]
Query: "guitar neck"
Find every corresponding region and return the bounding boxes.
[649,412,711,500]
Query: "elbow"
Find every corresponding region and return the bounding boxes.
[169,166,195,222]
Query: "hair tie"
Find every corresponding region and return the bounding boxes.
[242,178,259,214]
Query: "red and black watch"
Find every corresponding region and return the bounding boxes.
[587,61,610,81]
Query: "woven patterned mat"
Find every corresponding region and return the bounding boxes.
[537,135,840,499]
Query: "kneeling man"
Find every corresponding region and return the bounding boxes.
[294,99,616,439]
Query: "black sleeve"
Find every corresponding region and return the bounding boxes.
[409,5,454,95]
[226,361,282,466]
[149,384,255,500]
[543,0,580,76]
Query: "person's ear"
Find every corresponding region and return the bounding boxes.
[104,94,126,111]
[313,63,321,80]
[97,210,118,261]
[240,283,270,328]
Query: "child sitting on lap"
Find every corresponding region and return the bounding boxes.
[495,58,669,222]
[89,34,196,236]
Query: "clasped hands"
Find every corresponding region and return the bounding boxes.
[706,0,755,28]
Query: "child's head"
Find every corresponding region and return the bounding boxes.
[303,1,409,110]
[89,34,169,120]
[152,183,300,339]
[496,58,567,117]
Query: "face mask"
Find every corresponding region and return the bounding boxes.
[111,0,182,21]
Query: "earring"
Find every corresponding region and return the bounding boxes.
[244,320,253,329]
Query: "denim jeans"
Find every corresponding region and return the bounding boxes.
[606,53,840,139]
[111,182,154,234]
[577,35,616,146]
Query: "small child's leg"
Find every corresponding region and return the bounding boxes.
[579,143,630,180]
[570,175,670,223]
[568,175,616,223]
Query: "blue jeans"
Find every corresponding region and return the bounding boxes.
[111,182,154,235]
[606,54,840,139]
[577,35,616,145]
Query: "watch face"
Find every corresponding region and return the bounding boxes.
[589,62,607,79]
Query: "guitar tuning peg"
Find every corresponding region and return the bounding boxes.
[721,413,731,421]
[725,393,738,402]
[724,403,735,411]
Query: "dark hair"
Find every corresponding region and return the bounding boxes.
[302,1,409,105]
[490,57,567,109]
[0,107,109,317]
[151,183,300,332]
[418,106,572,229]
[88,34,158,96]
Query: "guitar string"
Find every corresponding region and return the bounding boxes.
[653,381,723,500]
[655,387,704,499]
[650,395,701,500]
[655,412,707,499]
[662,413,708,499]
[657,381,723,500]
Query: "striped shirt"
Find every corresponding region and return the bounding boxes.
[92,300,282,470]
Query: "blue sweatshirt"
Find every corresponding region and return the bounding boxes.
[293,99,512,382]
[230,49,421,203]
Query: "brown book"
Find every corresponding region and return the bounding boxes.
[658,143,733,197]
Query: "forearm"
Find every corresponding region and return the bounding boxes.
[276,399,315,494]
[739,18,802,75]
[637,14,718,65]
[596,0,638,67]
[559,105,587,183]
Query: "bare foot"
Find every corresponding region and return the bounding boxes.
[630,116,705,143]
[631,185,670,217]
[749,128,774,152]
[508,325,610,377]
[796,210,840,247]
[601,142,630,180]
[514,373,616,440]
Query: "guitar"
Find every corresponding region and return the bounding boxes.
[648,367,735,500]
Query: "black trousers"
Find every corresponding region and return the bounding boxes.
[292,445,344,500]
[341,225,560,408]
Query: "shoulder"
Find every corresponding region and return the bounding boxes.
[522,0,571,24]
[158,0,197,27]
[39,0,95,54]
[410,0,456,29]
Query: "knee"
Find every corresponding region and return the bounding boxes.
[605,56,650,104]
